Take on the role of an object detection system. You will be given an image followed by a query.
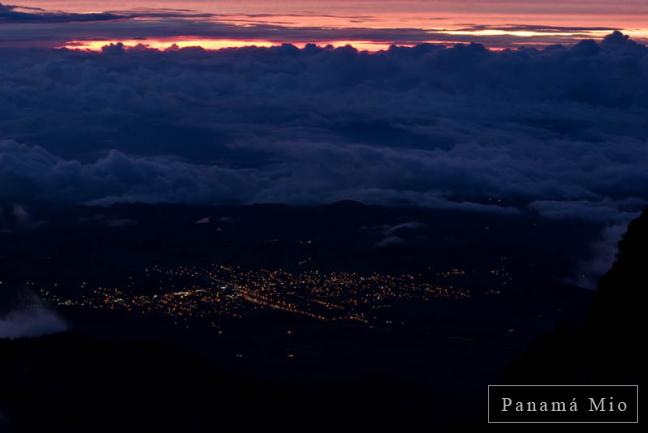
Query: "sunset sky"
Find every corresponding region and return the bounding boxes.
[3,0,648,49]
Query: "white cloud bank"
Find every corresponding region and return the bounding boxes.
[0,303,67,339]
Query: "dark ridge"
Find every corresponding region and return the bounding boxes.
[507,208,646,384]
[0,331,469,432]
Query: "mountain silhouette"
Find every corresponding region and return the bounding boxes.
[508,209,646,384]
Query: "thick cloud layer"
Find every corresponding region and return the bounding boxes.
[1,32,648,221]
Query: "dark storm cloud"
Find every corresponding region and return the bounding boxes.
[1,32,647,222]
[0,3,123,23]
[454,24,616,34]
[0,3,218,23]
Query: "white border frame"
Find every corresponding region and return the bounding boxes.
[487,384,639,424]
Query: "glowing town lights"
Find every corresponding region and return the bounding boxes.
[38,263,481,329]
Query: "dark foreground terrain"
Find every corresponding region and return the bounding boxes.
[0,203,643,431]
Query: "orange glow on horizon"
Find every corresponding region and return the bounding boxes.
[62,38,409,52]
[61,28,648,53]
[64,39,278,51]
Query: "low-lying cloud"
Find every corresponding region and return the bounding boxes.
[0,32,647,223]
[0,298,67,339]
[569,223,628,289]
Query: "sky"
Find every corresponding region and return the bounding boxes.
[2,1,648,49]
[1,2,648,226]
